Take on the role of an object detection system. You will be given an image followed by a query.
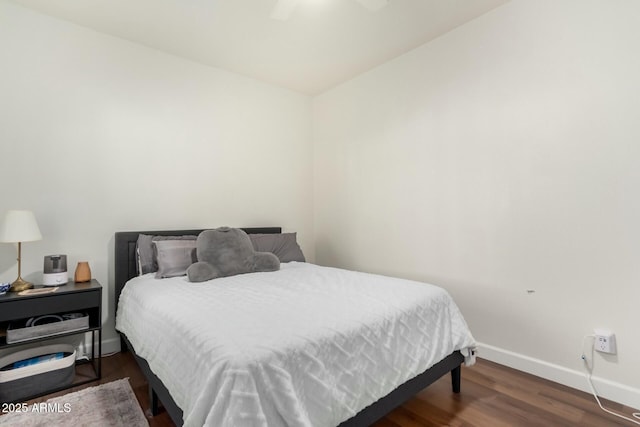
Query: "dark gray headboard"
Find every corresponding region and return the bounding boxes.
[114,227,282,310]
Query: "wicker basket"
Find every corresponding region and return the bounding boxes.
[0,343,76,403]
[6,312,88,344]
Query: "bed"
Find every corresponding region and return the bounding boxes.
[114,228,475,427]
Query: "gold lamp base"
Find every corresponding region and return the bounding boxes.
[9,277,33,292]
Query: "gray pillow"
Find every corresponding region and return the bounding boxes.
[154,240,198,278]
[249,233,305,263]
[187,228,279,282]
[137,234,197,275]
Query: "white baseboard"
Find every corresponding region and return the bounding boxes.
[477,342,640,411]
[77,336,121,358]
[100,336,122,355]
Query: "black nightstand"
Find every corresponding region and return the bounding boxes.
[0,280,102,401]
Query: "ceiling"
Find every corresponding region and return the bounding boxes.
[9,0,509,95]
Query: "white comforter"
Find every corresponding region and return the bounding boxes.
[116,262,475,427]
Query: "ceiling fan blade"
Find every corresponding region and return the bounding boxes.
[270,0,299,21]
[354,0,389,12]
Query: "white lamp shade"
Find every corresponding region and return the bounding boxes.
[0,210,42,243]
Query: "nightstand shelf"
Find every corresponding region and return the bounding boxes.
[0,280,102,403]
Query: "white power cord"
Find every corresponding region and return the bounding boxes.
[581,335,640,425]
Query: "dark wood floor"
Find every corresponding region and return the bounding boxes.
[29,353,636,426]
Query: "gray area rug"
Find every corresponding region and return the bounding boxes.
[0,378,148,426]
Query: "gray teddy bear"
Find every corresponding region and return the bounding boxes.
[187,227,280,282]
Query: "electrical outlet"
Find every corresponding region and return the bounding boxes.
[594,328,616,354]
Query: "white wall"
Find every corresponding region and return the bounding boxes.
[314,0,640,409]
[0,1,314,351]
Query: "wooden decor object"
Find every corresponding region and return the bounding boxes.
[74,262,91,283]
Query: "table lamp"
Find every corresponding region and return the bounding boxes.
[0,210,42,292]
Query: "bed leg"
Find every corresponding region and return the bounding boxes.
[451,364,461,393]
[149,385,160,415]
